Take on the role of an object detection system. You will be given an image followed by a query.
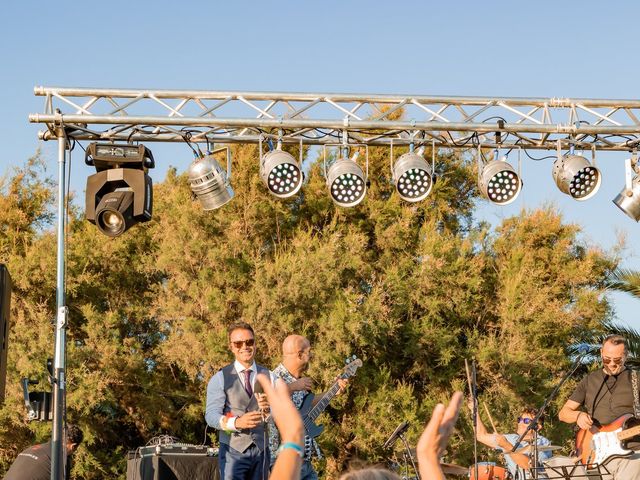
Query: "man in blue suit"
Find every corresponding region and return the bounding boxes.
[205,322,272,480]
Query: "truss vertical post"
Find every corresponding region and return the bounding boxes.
[51,130,68,480]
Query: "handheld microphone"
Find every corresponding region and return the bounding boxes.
[253,381,267,422]
[383,421,410,450]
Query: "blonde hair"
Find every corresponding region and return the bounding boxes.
[339,468,401,480]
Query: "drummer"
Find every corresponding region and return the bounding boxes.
[469,402,553,479]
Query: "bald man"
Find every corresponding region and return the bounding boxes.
[268,335,348,480]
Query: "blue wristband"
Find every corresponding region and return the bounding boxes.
[277,441,303,458]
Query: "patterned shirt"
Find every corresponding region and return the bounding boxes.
[268,363,322,462]
[499,433,552,480]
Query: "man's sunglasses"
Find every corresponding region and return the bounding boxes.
[602,357,624,365]
[231,339,255,348]
[518,417,535,424]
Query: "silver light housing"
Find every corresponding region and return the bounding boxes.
[479,160,522,205]
[613,176,640,221]
[326,158,367,207]
[188,154,234,210]
[260,150,303,199]
[392,152,433,203]
[552,154,601,201]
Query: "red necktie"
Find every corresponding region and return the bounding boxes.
[243,369,253,397]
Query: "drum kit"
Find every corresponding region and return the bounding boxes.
[388,445,598,480]
[441,445,564,479]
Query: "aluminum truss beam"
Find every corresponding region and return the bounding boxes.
[29,86,640,151]
[29,86,640,480]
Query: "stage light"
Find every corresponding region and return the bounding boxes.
[552,152,601,201]
[392,150,433,203]
[479,159,522,205]
[260,148,303,199]
[613,155,640,221]
[85,143,154,237]
[326,150,367,208]
[188,148,234,210]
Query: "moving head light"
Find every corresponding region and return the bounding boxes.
[85,143,154,237]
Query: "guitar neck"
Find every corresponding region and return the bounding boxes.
[618,424,640,441]
[306,380,342,423]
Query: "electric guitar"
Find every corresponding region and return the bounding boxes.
[298,356,362,457]
[575,413,640,465]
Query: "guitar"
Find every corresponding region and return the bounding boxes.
[575,414,640,465]
[298,356,362,457]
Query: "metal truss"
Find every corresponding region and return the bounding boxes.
[29,86,640,151]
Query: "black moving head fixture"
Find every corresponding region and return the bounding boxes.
[85,143,155,237]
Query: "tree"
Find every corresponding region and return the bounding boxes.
[0,144,618,479]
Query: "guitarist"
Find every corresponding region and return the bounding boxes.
[268,334,349,480]
[559,334,640,479]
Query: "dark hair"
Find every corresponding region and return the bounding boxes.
[227,322,254,340]
[520,407,544,426]
[66,424,84,445]
[603,334,628,354]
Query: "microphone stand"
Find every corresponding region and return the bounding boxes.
[511,351,587,480]
[399,432,419,479]
[472,360,478,480]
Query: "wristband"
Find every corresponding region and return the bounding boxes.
[277,441,303,458]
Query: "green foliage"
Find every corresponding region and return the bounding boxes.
[0,147,617,478]
[567,267,640,367]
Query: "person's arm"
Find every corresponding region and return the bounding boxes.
[288,377,313,394]
[467,400,499,448]
[416,392,463,480]
[496,436,533,470]
[312,378,349,406]
[559,399,593,429]
[256,374,304,480]
[205,371,227,430]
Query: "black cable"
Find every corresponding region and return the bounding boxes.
[181,132,200,157]
[201,424,209,446]
[522,149,556,162]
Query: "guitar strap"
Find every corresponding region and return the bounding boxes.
[631,369,640,418]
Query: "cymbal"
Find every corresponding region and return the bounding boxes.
[513,444,562,454]
[440,463,468,476]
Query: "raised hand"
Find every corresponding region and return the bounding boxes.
[416,391,464,480]
[256,374,304,480]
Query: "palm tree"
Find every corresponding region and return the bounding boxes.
[568,268,640,368]
[608,268,640,298]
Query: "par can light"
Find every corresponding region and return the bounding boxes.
[327,158,367,208]
[392,152,433,203]
[260,149,303,198]
[552,154,601,201]
[613,176,640,221]
[479,160,522,205]
[188,153,234,210]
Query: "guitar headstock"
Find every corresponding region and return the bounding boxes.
[342,355,363,378]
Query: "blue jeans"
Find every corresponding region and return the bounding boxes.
[218,443,268,480]
[300,461,319,480]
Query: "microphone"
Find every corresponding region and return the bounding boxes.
[253,380,267,422]
[383,421,410,450]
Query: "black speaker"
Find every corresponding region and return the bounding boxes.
[0,264,11,403]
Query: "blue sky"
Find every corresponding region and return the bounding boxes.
[1,1,639,329]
